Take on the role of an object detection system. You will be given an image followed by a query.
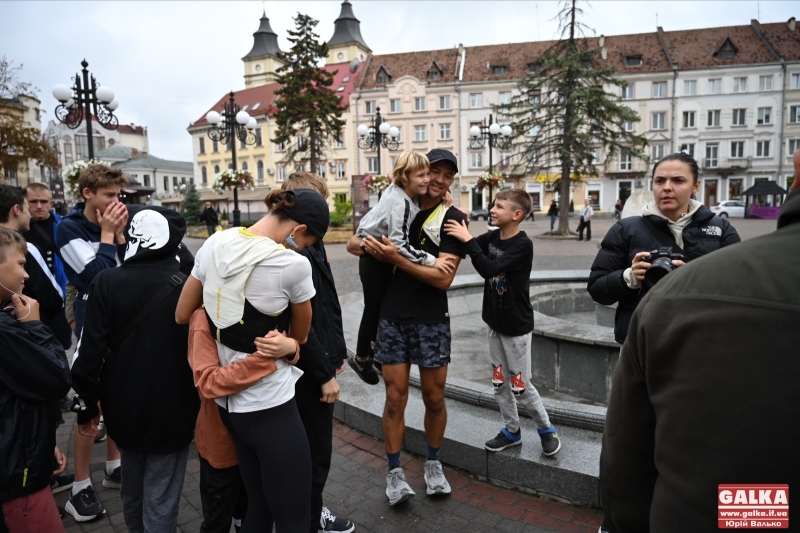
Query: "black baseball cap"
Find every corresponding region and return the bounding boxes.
[426,149,458,173]
[280,188,330,239]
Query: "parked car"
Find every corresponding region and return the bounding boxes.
[470,208,489,221]
[711,200,746,218]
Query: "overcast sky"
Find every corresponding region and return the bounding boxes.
[2,1,796,162]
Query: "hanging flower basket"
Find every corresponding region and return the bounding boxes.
[212,169,255,194]
[475,172,506,192]
[63,160,110,197]
[362,174,391,195]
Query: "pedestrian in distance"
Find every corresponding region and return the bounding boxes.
[577,198,594,241]
[200,201,220,237]
[547,199,558,231]
[445,188,561,457]
[613,199,623,222]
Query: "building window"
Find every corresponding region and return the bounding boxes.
[621,84,634,99]
[390,99,401,113]
[729,178,743,200]
[707,110,721,127]
[212,139,219,153]
[756,141,770,157]
[257,160,264,181]
[317,164,326,179]
[788,139,800,157]
[337,162,346,180]
[499,91,511,105]
[528,89,541,104]
[730,141,745,159]
[255,127,262,146]
[684,80,697,95]
[708,78,721,94]
[757,107,772,125]
[732,108,746,126]
[680,143,695,156]
[414,97,426,112]
[64,142,73,165]
[439,95,450,110]
[376,72,388,84]
[470,152,483,168]
[277,166,286,182]
[297,135,306,150]
[619,151,632,170]
[790,105,800,124]
[470,93,482,108]
[759,75,773,91]
[705,143,719,167]
[733,77,747,93]
[214,165,220,174]
[652,112,666,130]
[427,70,441,81]
[622,121,634,132]
[683,111,695,128]
[492,65,507,75]
[199,137,206,154]
[651,144,665,161]
[142,175,150,187]
[201,167,207,184]
[335,133,344,148]
[414,125,426,142]
[625,55,642,67]
[163,176,169,192]
[792,73,800,89]
[439,123,451,140]
[367,157,378,173]
[499,152,511,169]
[652,81,667,98]
[173,177,179,190]
[276,141,285,152]
[365,101,376,115]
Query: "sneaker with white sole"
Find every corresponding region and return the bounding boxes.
[319,506,355,532]
[484,428,522,452]
[385,467,415,505]
[423,460,451,496]
[102,466,121,489]
[65,486,106,522]
[50,472,74,494]
[94,420,107,443]
[538,426,562,456]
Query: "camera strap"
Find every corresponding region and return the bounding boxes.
[641,216,684,254]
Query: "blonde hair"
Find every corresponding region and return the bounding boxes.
[281,172,329,199]
[26,182,51,194]
[0,225,26,264]
[391,151,429,187]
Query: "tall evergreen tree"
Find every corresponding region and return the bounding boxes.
[497,0,648,235]
[272,13,346,172]
[181,181,202,225]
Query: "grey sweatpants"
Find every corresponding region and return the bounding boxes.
[119,446,190,533]
[488,329,551,433]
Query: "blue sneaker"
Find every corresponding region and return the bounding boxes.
[484,427,521,452]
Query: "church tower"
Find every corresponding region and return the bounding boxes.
[242,12,283,88]
[326,0,371,65]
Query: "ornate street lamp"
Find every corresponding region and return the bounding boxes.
[469,114,513,206]
[205,92,257,227]
[52,60,119,162]
[357,107,399,176]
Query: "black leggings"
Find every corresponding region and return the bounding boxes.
[357,253,392,360]
[219,399,312,533]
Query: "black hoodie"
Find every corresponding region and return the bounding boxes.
[71,206,199,453]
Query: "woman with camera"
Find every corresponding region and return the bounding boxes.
[587,152,741,344]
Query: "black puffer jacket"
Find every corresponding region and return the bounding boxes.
[587,205,741,343]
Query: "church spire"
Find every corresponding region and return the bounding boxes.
[327,0,370,52]
[243,11,281,60]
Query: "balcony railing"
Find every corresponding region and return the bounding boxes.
[702,156,751,170]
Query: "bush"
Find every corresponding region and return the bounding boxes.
[220,209,228,221]
[329,198,353,228]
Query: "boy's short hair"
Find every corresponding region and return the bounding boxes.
[281,172,329,199]
[496,188,532,217]
[0,225,27,263]
[391,151,429,187]
[0,185,27,223]
[26,182,51,194]
[79,165,128,199]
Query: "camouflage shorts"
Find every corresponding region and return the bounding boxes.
[374,319,451,368]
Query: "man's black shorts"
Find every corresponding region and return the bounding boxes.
[374,319,451,368]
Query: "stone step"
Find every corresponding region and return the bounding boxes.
[333,368,602,507]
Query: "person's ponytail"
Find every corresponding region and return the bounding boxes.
[264,190,296,213]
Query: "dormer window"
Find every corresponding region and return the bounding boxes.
[426,60,443,82]
[527,62,542,73]
[492,65,508,76]
[375,65,392,85]
[625,55,642,67]
[715,37,738,59]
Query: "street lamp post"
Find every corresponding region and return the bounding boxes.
[205,92,257,227]
[52,60,120,162]
[469,114,513,207]
[357,107,400,176]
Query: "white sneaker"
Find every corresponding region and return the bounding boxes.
[385,467,415,505]
[423,460,451,495]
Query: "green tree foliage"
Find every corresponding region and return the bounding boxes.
[181,181,202,225]
[272,13,346,172]
[496,0,648,235]
[329,197,353,228]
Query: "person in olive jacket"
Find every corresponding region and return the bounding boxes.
[587,153,740,344]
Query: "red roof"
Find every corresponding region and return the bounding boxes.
[118,124,145,135]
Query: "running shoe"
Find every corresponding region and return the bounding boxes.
[423,460,451,496]
[385,467,415,505]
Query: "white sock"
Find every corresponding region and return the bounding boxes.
[71,477,91,496]
[106,458,121,475]
[233,518,242,527]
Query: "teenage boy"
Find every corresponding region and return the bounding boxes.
[444,188,561,456]
[0,226,72,533]
[56,164,128,521]
[72,206,200,533]
[347,149,465,506]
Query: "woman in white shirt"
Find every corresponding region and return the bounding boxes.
[176,188,329,533]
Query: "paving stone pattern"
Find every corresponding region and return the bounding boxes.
[54,410,602,533]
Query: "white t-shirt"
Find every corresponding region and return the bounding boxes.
[192,231,316,413]
[580,205,594,220]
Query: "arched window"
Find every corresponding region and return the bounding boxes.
[214,165,220,174]
[257,160,264,181]
[241,162,249,172]
[201,166,208,184]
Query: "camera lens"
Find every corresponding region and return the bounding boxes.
[644,257,674,287]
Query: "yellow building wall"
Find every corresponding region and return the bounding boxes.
[327,43,369,66]
[243,56,284,88]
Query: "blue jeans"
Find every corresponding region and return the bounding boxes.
[550,214,557,230]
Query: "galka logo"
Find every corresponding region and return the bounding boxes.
[718,484,789,529]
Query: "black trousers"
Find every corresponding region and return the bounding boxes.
[356,254,392,361]
[199,456,247,533]
[578,219,592,240]
[295,373,336,533]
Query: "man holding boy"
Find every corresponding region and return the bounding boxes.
[445,189,561,456]
[347,149,466,506]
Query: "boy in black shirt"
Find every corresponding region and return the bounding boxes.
[445,188,561,456]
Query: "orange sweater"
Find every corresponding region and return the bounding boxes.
[187,309,278,468]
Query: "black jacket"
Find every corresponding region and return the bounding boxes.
[587,205,740,343]
[200,207,218,226]
[599,189,800,532]
[0,311,71,503]
[295,241,347,386]
[71,207,199,454]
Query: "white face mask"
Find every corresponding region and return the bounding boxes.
[1,280,31,321]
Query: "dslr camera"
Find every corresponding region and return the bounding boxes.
[642,247,684,288]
